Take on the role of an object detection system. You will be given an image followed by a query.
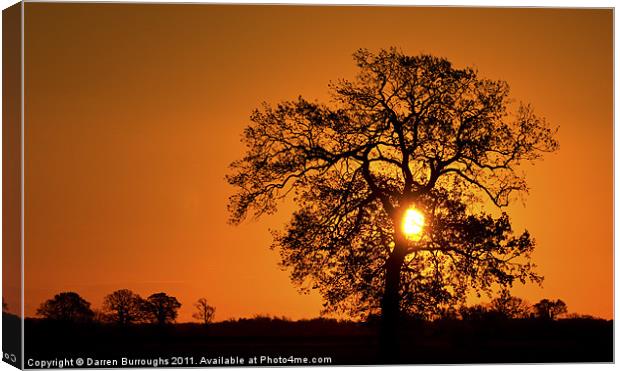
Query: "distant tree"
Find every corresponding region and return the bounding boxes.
[564,313,598,320]
[227,47,558,334]
[36,292,94,323]
[459,304,492,321]
[102,289,146,326]
[437,307,459,321]
[192,298,216,326]
[490,290,531,319]
[92,309,113,323]
[251,314,291,322]
[143,293,181,325]
[2,297,8,313]
[533,299,567,320]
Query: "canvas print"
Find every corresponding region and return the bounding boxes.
[2,3,614,369]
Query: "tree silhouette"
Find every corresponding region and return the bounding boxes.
[36,292,94,323]
[228,48,558,335]
[534,299,568,320]
[490,290,531,319]
[192,298,216,326]
[92,309,113,323]
[143,293,181,325]
[459,304,493,321]
[102,289,146,326]
[2,297,8,313]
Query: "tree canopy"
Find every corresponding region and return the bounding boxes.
[36,292,95,323]
[102,289,146,326]
[534,299,568,320]
[143,292,182,325]
[228,48,558,321]
[490,290,531,319]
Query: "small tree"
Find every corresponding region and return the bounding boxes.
[490,290,531,319]
[143,292,181,325]
[102,289,146,326]
[459,304,492,321]
[192,298,216,326]
[2,297,8,313]
[36,292,94,323]
[92,309,113,323]
[533,299,567,320]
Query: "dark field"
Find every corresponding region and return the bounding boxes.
[19,316,613,367]
[2,313,21,368]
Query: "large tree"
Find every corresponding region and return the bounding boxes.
[228,48,558,327]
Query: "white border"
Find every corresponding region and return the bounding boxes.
[0,1,616,371]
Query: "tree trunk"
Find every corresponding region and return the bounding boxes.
[382,252,404,327]
[379,247,406,362]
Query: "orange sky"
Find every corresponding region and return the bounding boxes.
[19,4,612,322]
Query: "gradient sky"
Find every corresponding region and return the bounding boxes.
[21,4,612,322]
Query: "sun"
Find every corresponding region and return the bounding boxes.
[402,206,425,241]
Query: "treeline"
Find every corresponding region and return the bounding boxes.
[32,290,215,326]
[369,291,589,323]
[444,292,602,323]
[455,293,570,321]
[26,289,598,326]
